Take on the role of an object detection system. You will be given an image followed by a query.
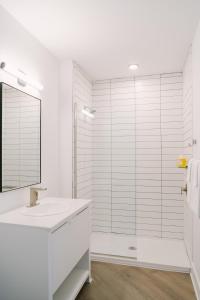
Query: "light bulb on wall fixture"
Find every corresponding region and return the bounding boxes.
[129,64,139,71]
[0,61,44,91]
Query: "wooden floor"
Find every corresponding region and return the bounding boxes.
[76,262,196,300]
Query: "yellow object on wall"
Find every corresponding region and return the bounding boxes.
[176,156,188,168]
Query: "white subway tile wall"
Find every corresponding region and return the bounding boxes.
[111,78,136,235]
[161,73,184,239]
[2,84,40,191]
[73,65,93,199]
[135,74,162,238]
[92,73,184,239]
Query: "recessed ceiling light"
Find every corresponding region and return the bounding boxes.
[129,64,139,71]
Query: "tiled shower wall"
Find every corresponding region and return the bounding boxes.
[92,73,184,239]
[92,79,136,235]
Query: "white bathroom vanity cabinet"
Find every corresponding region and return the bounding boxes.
[0,198,91,300]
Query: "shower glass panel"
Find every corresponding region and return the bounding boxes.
[72,65,93,200]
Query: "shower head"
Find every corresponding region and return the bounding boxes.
[82,106,96,118]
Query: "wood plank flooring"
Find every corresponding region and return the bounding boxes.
[77,262,196,300]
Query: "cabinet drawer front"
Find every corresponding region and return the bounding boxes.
[51,207,90,293]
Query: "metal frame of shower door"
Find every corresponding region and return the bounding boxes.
[73,102,78,198]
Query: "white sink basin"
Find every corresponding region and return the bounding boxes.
[20,200,71,217]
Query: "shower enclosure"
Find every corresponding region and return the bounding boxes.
[73,65,189,268]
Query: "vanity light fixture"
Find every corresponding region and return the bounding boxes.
[82,106,96,118]
[129,64,139,71]
[0,61,44,91]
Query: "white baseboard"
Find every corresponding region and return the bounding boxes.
[91,253,190,273]
[191,262,200,300]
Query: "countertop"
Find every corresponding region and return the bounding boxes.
[0,197,92,232]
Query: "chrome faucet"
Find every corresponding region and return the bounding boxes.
[29,187,47,207]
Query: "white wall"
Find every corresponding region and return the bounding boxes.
[58,60,73,198]
[0,6,59,213]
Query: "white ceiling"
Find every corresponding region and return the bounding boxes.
[1,0,200,80]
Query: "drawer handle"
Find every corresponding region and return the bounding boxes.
[52,207,88,233]
[75,207,88,217]
[52,220,69,233]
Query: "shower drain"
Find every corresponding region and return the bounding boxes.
[128,246,137,250]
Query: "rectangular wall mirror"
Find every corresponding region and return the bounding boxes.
[0,83,41,192]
